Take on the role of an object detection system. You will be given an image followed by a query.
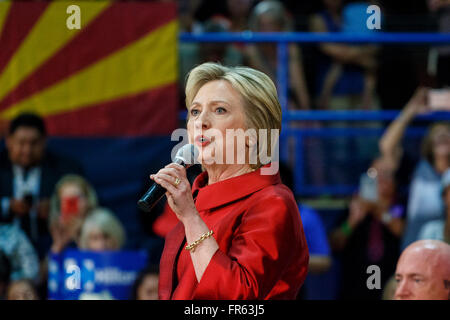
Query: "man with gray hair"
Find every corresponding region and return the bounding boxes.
[394,239,450,300]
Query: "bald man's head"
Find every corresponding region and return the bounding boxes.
[394,240,450,300]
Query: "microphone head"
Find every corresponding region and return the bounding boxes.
[174,144,199,167]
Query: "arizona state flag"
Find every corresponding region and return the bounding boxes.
[0,1,180,253]
[0,0,178,136]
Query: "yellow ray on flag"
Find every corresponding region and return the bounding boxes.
[0,1,12,36]
[1,20,178,119]
[0,1,111,101]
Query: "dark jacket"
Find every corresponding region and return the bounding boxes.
[0,149,83,258]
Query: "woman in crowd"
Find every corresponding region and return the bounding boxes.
[418,168,450,243]
[48,174,98,254]
[379,87,450,249]
[131,265,159,300]
[79,208,126,251]
[245,0,310,110]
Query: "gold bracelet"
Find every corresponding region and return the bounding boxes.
[185,230,214,252]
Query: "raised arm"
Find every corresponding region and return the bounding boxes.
[378,87,429,169]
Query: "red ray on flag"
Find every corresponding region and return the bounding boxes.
[0,1,179,137]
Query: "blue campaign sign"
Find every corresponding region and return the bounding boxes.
[48,249,148,300]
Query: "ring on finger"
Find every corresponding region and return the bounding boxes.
[173,177,181,187]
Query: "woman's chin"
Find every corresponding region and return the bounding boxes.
[197,146,223,166]
[198,156,218,166]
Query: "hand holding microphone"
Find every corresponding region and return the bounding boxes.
[137,144,198,213]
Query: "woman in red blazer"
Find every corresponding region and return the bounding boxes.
[151,62,309,300]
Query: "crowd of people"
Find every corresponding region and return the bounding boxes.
[177,0,450,187]
[178,0,450,109]
[0,114,130,299]
[0,0,450,300]
[0,112,164,300]
[1,94,448,300]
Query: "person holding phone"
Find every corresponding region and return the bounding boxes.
[48,175,98,254]
[0,113,84,260]
[379,87,450,249]
[329,156,405,300]
[428,88,450,111]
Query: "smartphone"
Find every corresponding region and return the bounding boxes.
[359,172,378,202]
[428,89,450,111]
[61,196,80,221]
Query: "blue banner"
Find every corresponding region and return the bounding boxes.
[48,249,148,300]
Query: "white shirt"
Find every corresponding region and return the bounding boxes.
[418,219,445,241]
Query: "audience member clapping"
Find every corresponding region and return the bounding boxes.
[0,113,83,259]
[330,156,405,299]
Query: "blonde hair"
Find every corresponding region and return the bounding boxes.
[79,207,125,250]
[421,122,450,166]
[249,0,293,32]
[49,174,98,226]
[185,62,282,169]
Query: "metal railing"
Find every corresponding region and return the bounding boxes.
[179,31,450,196]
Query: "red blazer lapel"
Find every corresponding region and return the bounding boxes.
[158,221,185,300]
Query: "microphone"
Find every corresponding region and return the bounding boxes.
[137,144,199,212]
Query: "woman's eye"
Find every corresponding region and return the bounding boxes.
[190,109,199,116]
[216,107,226,114]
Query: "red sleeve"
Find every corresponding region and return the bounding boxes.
[192,193,305,299]
[152,203,179,238]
